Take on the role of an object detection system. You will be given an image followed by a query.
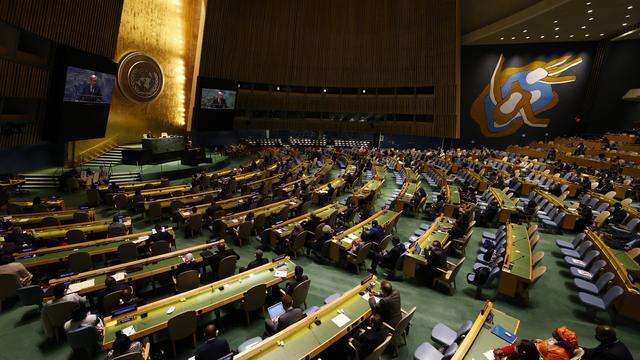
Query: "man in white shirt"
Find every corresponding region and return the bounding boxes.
[0,254,32,285]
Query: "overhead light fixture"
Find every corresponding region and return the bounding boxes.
[540,35,545,38]
[569,34,575,37]
[322,89,327,93]
[555,27,560,31]
[526,36,530,39]
[623,23,628,26]
[511,36,516,40]
[362,89,366,94]
[600,33,605,36]
[500,37,504,40]
[553,20,559,23]
[588,17,594,21]
[586,1,591,4]
[522,29,528,33]
[581,25,587,29]
[628,5,633,9]
[555,35,560,38]
[276,86,280,91]
[585,34,590,37]
[587,9,593,13]
[626,14,631,18]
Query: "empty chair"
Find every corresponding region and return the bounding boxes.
[68,252,93,273]
[42,300,76,341]
[108,225,128,238]
[235,221,252,247]
[628,248,640,262]
[431,319,473,347]
[556,233,586,250]
[113,194,130,213]
[560,241,593,259]
[519,266,546,305]
[542,212,565,230]
[570,260,606,281]
[413,342,458,360]
[145,202,163,223]
[67,325,99,357]
[73,211,91,223]
[185,213,203,238]
[289,231,308,259]
[609,217,640,238]
[324,292,342,304]
[578,285,624,320]
[117,242,139,263]
[532,251,545,268]
[346,242,372,273]
[66,229,87,244]
[150,240,171,256]
[241,284,266,325]
[175,270,200,293]
[0,273,22,311]
[33,203,50,213]
[167,310,197,357]
[102,290,124,315]
[564,250,599,269]
[41,216,60,227]
[592,211,610,229]
[574,272,615,295]
[217,255,237,280]
[16,285,44,308]
[387,306,416,356]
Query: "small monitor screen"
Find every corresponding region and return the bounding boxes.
[201,88,237,110]
[63,66,116,104]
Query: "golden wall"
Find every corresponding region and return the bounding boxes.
[74,0,203,158]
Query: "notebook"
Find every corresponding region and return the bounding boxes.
[491,325,518,344]
[267,302,285,321]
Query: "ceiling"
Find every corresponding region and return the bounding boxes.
[462,0,640,45]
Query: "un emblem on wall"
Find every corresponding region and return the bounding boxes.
[117,52,164,103]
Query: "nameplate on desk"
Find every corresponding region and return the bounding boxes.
[274,270,288,278]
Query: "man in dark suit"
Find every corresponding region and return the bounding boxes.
[241,249,269,272]
[264,295,304,336]
[362,220,385,244]
[368,281,402,328]
[194,324,230,360]
[583,325,633,360]
[422,240,448,286]
[4,226,36,249]
[173,253,201,278]
[208,243,240,277]
[369,236,405,274]
[147,224,174,247]
[284,265,309,295]
[303,213,321,232]
[211,91,227,109]
[108,216,128,236]
[80,75,103,102]
[349,314,387,358]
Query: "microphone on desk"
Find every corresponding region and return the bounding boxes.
[508,254,526,269]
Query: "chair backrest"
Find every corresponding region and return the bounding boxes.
[45,300,76,327]
[448,257,466,280]
[108,225,128,238]
[253,213,267,230]
[33,203,50,213]
[595,202,609,212]
[176,270,200,293]
[151,240,171,256]
[102,290,124,314]
[354,242,373,264]
[167,310,197,341]
[187,213,203,231]
[391,306,416,342]
[364,334,393,360]
[589,260,607,276]
[0,273,21,300]
[146,203,163,221]
[594,272,616,293]
[604,191,617,198]
[68,251,92,273]
[581,250,600,267]
[114,194,129,210]
[66,229,87,244]
[455,319,474,340]
[237,221,252,240]
[292,231,308,252]
[625,217,640,232]
[16,285,44,306]
[41,216,60,227]
[117,242,139,263]
[73,211,91,223]
[530,266,547,287]
[602,286,625,308]
[291,279,311,309]
[326,210,339,226]
[442,343,459,360]
[527,224,538,237]
[532,251,545,267]
[575,241,593,256]
[242,284,267,312]
[573,232,586,246]
[67,325,99,351]
[620,198,633,206]
[627,248,640,261]
[217,255,237,279]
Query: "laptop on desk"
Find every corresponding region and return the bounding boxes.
[267,302,286,321]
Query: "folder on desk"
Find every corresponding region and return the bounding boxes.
[491,324,518,344]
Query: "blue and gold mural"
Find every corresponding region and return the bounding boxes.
[471,54,583,137]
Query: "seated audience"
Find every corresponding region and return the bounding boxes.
[284,265,309,295]
[493,339,540,360]
[174,252,200,278]
[194,324,231,360]
[107,332,145,360]
[45,283,86,307]
[368,280,401,328]
[583,325,633,360]
[64,303,104,339]
[264,294,304,336]
[349,314,387,358]
[535,326,579,360]
[0,254,32,285]
[421,240,448,286]
[369,236,405,275]
[241,249,269,272]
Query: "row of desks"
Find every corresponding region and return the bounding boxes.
[534,189,579,230]
[312,177,346,204]
[395,181,422,212]
[402,215,454,278]
[352,179,385,206]
[271,204,347,243]
[25,217,133,242]
[176,194,263,222]
[498,224,532,299]
[9,197,66,212]
[97,179,167,193]
[3,208,96,228]
[143,189,219,211]
[588,191,639,219]
[221,198,302,229]
[489,188,517,224]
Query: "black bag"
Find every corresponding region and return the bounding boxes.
[473,266,490,285]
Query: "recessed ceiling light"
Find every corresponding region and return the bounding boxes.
[569,34,574,38]
[526,36,530,39]
[585,34,590,37]
[553,20,559,23]
[323,89,327,93]
[588,17,594,21]
[623,23,628,26]
[511,36,516,40]
[581,25,587,29]
[276,86,280,91]
[522,29,528,33]
[585,1,591,4]
[555,27,560,31]
[500,37,504,40]
[362,89,366,94]
[555,35,560,38]
[540,35,545,38]
[600,33,605,36]
[628,5,633,9]
[626,14,631,18]
[587,9,593,13]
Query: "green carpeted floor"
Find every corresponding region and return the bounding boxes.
[1,159,638,360]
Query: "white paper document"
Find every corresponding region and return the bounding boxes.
[274,270,288,277]
[112,272,127,281]
[67,279,95,293]
[483,350,495,360]
[122,325,136,336]
[331,313,351,327]
[361,293,380,303]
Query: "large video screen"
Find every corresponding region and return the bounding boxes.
[63,66,116,104]
[201,88,237,110]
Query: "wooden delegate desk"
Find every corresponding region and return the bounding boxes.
[329,209,401,262]
[176,194,260,222]
[530,170,579,197]
[0,179,25,190]
[312,177,346,203]
[113,184,192,201]
[28,217,133,242]
[243,174,282,193]
[462,169,489,192]
[585,230,640,321]
[498,224,531,299]
[15,230,174,269]
[235,277,378,359]
[517,178,538,196]
[97,179,167,193]
[9,197,66,211]
[143,189,219,211]
[221,199,302,229]
[49,241,219,297]
[352,179,384,206]
[402,167,420,183]
[489,188,517,223]
[395,181,421,212]
[451,302,521,360]
[534,189,579,230]
[402,216,454,278]
[101,257,296,349]
[276,175,312,196]
[373,164,387,180]
[443,185,461,218]
[3,208,96,228]
[588,191,639,219]
[271,204,347,244]
[622,166,640,178]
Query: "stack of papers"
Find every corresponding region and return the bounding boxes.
[112,272,127,281]
[274,270,288,278]
[361,292,380,302]
[332,313,351,327]
[67,279,95,293]
[342,238,354,245]
[348,233,359,240]
[122,325,136,336]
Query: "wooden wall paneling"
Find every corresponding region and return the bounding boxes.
[0,58,48,98]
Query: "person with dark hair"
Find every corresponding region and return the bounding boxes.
[494,339,540,360]
[422,240,448,286]
[243,249,269,271]
[207,243,240,278]
[264,294,304,336]
[4,226,35,249]
[108,215,128,235]
[63,303,104,339]
[362,220,385,244]
[369,236,405,275]
[147,224,173,247]
[583,325,633,360]
[45,282,85,307]
[349,313,387,358]
[368,280,402,328]
[107,332,145,359]
[194,324,230,360]
[535,326,579,360]
[303,213,321,232]
[0,254,32,285]
[608,203,628,226]
[285,265,309,295]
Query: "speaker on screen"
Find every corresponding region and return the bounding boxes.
[192,77,237,132]
[45,46,117,141]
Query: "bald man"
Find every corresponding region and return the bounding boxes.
[583,325,633,360]
[194,324,230,360]
[368,280,402,328]
[80,74,102,102]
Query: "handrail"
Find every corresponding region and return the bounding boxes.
[76,135,119,164]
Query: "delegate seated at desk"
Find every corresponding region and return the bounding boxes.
[264,294,304,336]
